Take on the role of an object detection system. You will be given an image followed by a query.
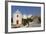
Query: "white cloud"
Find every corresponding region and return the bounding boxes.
[22,14,27,19]
[27,14,32,18]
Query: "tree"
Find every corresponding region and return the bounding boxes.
[22,18,28,26]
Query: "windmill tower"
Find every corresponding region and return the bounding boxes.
[13,9,22,27]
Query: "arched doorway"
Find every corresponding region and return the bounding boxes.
[16,20,19,25]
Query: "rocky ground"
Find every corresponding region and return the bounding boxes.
[11,16,41,28]
[11,22,41,28]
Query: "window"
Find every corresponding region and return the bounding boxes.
[17,15,19,17]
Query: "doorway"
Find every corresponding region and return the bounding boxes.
[16,20,19,25]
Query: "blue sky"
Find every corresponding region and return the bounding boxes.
[11,6,41,16]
